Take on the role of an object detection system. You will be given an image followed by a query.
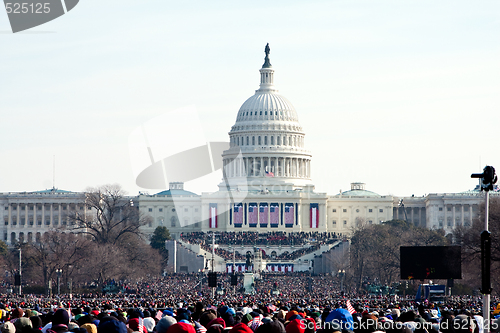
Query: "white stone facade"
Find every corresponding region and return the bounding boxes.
[0,189,88,245]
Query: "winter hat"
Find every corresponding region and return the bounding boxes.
[12,308,24,319]
[143,318,155,333]
[230,323,254,333]
[242,314,253,325]
[285,312,298,322]
[285,319,304,333]
[176,310,191,323]
[14,318,32,333]
[2,322,15,333]
[81,323,98,333]
[207,318,226,329]
[30,316,43,329]
[128,318,143,332]
[98,320,127,333]
[255,320,286,333]
[200,312,217,328]
[325,309,354,332]
[68,323,80,331]
[166,322,196,333]
[53,309,70,328]
[156,316,177,333]
[304,318,316,333]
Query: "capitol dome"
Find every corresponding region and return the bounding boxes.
[236,93,299,123]
[221,44,312,189]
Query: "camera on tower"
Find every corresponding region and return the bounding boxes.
[471,166,497,192]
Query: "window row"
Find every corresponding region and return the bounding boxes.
[4,205,88,211]
[147,207,197,213]
[230,134,303,148]
[332,208,383,213]
[238,110,293,119]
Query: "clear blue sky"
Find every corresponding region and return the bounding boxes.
[1,0,499,197]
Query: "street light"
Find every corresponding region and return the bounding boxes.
[338,269,345,293]
[56,269,63,295]
[68,265,73,297]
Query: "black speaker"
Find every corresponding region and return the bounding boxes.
[208,272,217,288]
[231,274,238,286]
[14,273,21,286]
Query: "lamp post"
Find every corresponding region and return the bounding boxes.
[56,269,63,295]
[18,248,22,295]
[68,265,73,297]
[338,269,345,293]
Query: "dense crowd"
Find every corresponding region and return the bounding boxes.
[180,232,340,262]
[180,233,339,247]
[207,245,323,261]
[0,274,499,333]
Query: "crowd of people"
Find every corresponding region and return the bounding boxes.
[0,274,498,333]
[180,232,340,262]
[180,233,339,247]
[209,245,323,261]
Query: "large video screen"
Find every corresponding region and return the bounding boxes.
[400,246,461,280]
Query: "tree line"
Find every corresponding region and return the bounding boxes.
[347,196,500,295]
[0,184,171,294]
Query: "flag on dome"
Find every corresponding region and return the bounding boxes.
[265,170,274,177]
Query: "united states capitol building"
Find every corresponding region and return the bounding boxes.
[0,46,494,257]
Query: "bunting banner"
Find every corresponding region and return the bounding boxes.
[266,264,294,272]
[230,264,252,272]
[259,203,268,227]
[270,203,279,227]
[234,203,243,227]
[285,203,294,227]
[209,204,217,228]
[310,203,319,228]
[248,203,258,227]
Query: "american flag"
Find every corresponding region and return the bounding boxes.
[139,317,144,333]
[248,204,258,226]
[270,204,279,225]
[234,204,243,226]
[285,205,294,225]
[346,300,356,314]
[155,311,163,320]
[259,205,268,226]
[265,170,274,177]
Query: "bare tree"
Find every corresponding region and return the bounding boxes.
[453,196,500,293]
[22,231,90,293]
[68,184,151,245]
[350,220,449,291]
